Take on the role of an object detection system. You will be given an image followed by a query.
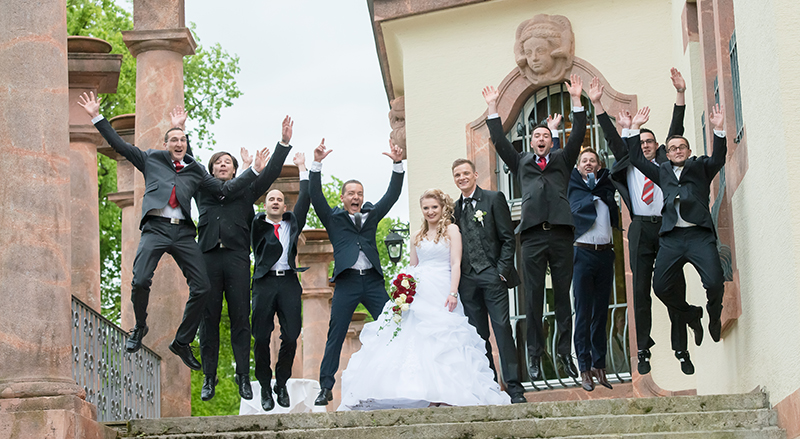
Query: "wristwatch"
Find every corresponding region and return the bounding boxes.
[449,292,458,298]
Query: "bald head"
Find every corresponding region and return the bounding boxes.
[265,189,286,222]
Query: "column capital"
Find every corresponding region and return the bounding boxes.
[69,125,103,146]
[122,28,196,58]
[107,190,134,209]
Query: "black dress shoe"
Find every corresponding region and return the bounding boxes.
[509,392,527,404]
[527,356,542,381]
[274,384,290,408]
[580,371,594,391]
[688,308,704,346]
[558,354,579,378]
[637,349,652,375]
[261,386,274,411]
[709,317,721,342]
[235,374,253,400]
[125,325,148,353]
[201,374,218,401]
[592,368,613,390]
[675,350,695,375]
[314,388,333,406]
[168,340,201,371]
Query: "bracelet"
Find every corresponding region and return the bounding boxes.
[676,88,686,93]
[449,292,458,298]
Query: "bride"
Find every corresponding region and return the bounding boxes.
[338,189,510,410]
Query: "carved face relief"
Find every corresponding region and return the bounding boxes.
[388,96,406,159]
[514,14,575,87]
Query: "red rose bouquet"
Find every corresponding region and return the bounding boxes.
[378,272,417,341]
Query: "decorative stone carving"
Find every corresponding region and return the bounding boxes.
[514,14,575,87]
[388,96,406,159]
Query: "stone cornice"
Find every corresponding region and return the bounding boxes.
[121,28,196,58]
[107,190,134,209]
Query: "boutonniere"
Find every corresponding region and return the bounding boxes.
[473,210,486,226]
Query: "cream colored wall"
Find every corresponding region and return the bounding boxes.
[691,0,800,405]
[382,0,699,391]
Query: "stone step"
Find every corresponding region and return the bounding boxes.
[122,393,772,437]
[547,429,786,439]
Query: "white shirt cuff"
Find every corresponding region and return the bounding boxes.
[299,171,309,181]
[621,128,632,138]
[573,106,585,112]
[251,166,260,176]
[310,161,322,172]
[713,129,726,138]
[91,115,105,124]
[488,113,500,120]
[278,141,290,147]
[628,129,641,136]
[392,162,404,173]
[550,129,559,138]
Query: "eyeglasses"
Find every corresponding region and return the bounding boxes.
[640,139,657,145]
[667,145,689,153]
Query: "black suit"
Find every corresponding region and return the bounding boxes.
[94,118,258,345]
[195,143,291,376]
[251,178,311,389]
[600,107,689,353]
[453,186,522,395]
[311,166,404,390]
[487,111,587,361]
[628,132,727,351]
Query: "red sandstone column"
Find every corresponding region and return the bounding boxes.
[0,1,110,437]
[122,0,196,417]
[68,36,122,312]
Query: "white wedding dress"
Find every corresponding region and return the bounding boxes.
[338,238,510,410]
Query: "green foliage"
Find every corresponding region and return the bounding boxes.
[98,154,122,322]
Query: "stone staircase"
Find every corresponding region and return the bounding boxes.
[109,393,785,439]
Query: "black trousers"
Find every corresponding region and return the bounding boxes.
[653,227,724,351]
[131,219,209,345]
[318,268,386,390]
[198,246,251,375]
[628,217,686,351]
[460,267,523,395]
[520,225,574,358]
[252,273,302,388]
[572,246,614,372]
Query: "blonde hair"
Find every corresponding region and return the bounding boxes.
[413,189,454,246]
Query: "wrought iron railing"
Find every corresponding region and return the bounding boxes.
[71,296,160,421]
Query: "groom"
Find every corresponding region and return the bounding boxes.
[452,159,526,404]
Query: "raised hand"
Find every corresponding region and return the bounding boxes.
[77,91,101,119]
[566,74,584,104]
[170,106,188,130]
[240,147,253,169]
[631,106,651,130]
[546,113,563,131]
[588,77,604,104]
[281,115,293,145]
[482,86,500,114]
[709,103,725,131]
[617,110,632,130]
[293,152,306,172]
[314,138,332,163]
[382,140,404,162]
[253,147,270,173]
[671,68,686,92]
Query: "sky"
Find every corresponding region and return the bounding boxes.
[181,1,410,222]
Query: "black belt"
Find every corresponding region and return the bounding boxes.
[574,242,613,251]
[146,215,191,226]
[266,270,294,277]
[347,268,371,276]
[526,222,569,232]
[632,215,662,223]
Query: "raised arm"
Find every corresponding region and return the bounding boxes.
[666,68,687,139]
[628,107,661,184]
[369,141,405,221]
[589,77,627,161]
[309,139,334,227]
[705,104,727,177]
[562,74,588,166]
[483,86,521,173]
[293,153,312,230]
[78,92,147,171]
[446,224,462,312]
[247,116,295,203]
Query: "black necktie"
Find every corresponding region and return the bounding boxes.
[354,212,362,231]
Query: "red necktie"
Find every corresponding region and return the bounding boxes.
[273,223,280,239]
[642,177,654,205]
[537,156,546,170]
[168,161,184,208]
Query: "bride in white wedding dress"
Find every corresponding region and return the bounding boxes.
[338,189,510,410]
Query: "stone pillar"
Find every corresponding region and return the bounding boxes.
[121,0,196,417]
[297,231,334,407]
[67,36,122,312]
[0,1,111,437]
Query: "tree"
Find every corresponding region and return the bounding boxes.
[67,0,242,323]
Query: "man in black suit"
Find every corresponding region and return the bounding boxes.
[482,75,586,381]
[451,158,525,403]
[628,104,727,375]
[567,148,620,391]
[310,140,405,405]
[251,152,311,411]
[186,110,294,402]
[77,92,267,370]
[587,71,689,375]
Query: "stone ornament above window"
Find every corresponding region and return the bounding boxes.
[389,95,406,159]
[514,14,575,87]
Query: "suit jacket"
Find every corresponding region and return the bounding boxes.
[453,186,521,288]
[309,168,404,281]
[95,118,257,230]
[603,105,685,214]
[251,179,311,279]
[568,168,620,240]
[487,111,587,233]
[627,132,727,236]
[195,143,292,253]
